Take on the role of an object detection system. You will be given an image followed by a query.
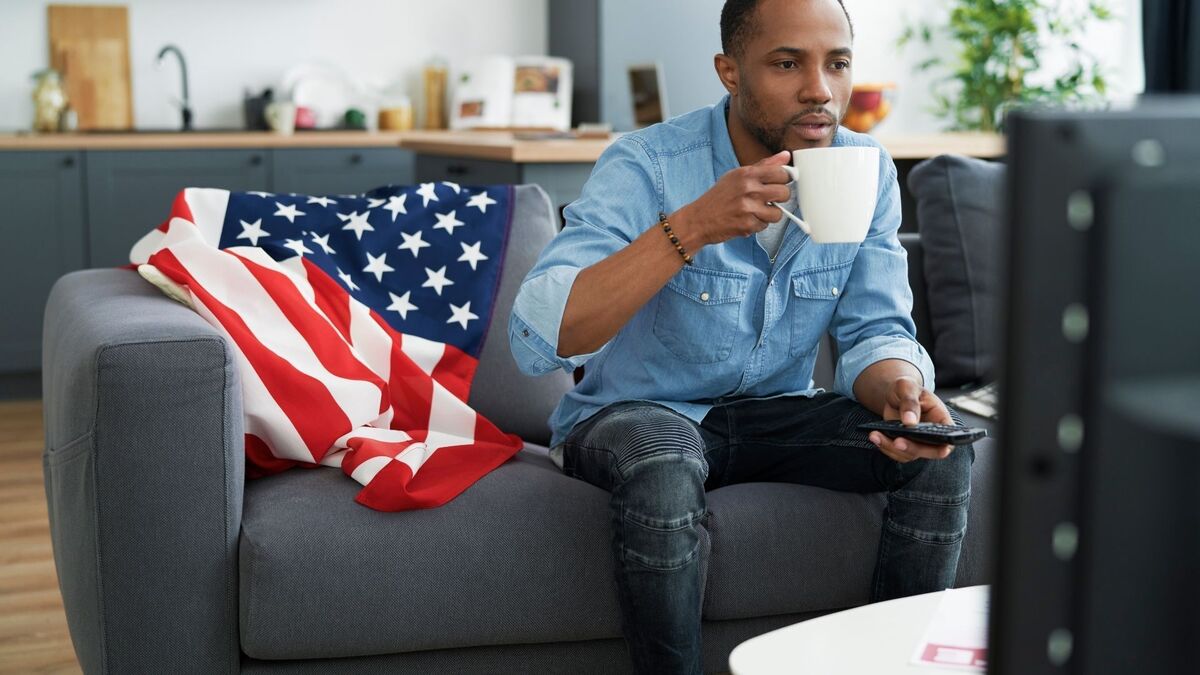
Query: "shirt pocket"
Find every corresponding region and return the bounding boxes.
[789,260,853,356]
[653,265,749,364]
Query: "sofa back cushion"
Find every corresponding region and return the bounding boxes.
[907,155,1006,388]
[467,185,574,446]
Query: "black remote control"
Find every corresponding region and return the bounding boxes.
[856,421,987,446]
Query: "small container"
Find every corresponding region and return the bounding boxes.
[378,94,414,131]
[422,59,448,130]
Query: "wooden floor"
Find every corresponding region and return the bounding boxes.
[0,400,80,674]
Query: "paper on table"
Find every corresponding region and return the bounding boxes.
[910,586,989,671]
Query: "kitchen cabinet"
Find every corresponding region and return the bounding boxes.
[415,154,594,226]
[0,151,86,384]
[271,148,414,197]
[86,149,272,268]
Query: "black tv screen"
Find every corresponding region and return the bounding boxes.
[991,101,1200,674]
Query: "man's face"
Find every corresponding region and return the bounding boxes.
[731,0,853,152]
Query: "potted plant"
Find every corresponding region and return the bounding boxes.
[899,0,1114,132]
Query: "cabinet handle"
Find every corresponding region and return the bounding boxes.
[61,156,76,168]
[249,154,264,166]
[349,153,363,165]
[446,164,468,177]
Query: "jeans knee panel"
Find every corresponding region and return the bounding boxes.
[620,507,705,572]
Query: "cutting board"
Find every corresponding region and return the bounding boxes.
[48,5,133,130]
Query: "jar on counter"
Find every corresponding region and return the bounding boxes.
[378,94,414,131]
[422,58,448,130]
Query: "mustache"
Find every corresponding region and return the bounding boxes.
[788,108,838,125]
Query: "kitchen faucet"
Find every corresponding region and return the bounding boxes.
[156,45,192,131]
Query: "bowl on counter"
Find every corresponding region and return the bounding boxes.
[842,83,895,134]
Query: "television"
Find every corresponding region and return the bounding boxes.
[990,101,1200,674]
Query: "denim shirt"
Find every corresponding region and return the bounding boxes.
[509,95,935,448]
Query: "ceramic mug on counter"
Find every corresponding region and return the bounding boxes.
[264,101,296,135]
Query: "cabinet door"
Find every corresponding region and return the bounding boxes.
[415,154,522,186]
[0,151,86,374]
[272,148,414,196]
[86,149,270,268]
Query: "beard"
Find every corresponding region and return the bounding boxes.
[738,76,841,153]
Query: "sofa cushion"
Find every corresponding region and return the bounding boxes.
[240,447,655,660]
[467,185,574,446]
[907,155,1006,388]
[701,431,996,620]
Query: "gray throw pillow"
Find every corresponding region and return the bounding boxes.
[907,154,1006,388]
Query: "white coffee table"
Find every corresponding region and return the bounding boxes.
[729,585,989,674]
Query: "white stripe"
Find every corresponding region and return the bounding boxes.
[129,228,166,265]
[350,456,393,484]
[401,333,445,376]
[349,301,393,384]
[165,222,381,433]
[183,188,232,245]
[416,381,478,464]
[334,426,413,446]
[394,442,434,474]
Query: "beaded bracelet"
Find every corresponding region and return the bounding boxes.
[658,213,694,266]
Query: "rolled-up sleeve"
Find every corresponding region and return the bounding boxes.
[509,136,662,376]
[830,147,937,398]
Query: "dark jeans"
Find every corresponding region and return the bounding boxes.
[557,393,976,675]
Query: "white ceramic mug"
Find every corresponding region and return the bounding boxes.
[771,146,880,244]
[264,101,296,135]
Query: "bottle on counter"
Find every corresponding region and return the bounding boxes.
[32,69,69,133]
[422,58,448,130]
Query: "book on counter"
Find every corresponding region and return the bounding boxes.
[449,55,573,132]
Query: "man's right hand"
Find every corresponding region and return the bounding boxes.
[670,150,794,246]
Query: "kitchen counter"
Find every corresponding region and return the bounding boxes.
[0,129,1006,161]
[0,130,411,150]
[400,130,1006,163]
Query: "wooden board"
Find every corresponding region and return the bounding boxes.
[48,5,133,131]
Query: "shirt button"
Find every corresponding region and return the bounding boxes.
[831,287,839,297]
[700,292,710,302]
[522,329,529,337]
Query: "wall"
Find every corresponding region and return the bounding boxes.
[597,0,1144,133]
[0,0,547,132]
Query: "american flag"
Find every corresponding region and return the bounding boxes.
[129,182,524,510]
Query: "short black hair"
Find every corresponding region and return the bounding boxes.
[720,0,854,57]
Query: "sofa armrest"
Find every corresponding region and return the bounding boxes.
[42,268,243,674]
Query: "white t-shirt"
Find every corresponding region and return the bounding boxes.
[757,192,797,260]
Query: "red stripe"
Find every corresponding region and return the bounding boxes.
[301,258,354,343]
[245,433,302,478]
[353,429,522,510]
[148,248,351,462]
[340,435,417,475]
[230,250,387,407]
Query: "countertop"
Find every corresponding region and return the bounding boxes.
[0,129,1006,162]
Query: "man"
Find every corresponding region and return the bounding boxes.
[509,0,975,672]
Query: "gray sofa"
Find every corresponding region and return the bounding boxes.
[43,175,998,673]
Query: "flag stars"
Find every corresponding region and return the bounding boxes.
[417,182,440,207]
[386,291,418,320]
[274,202,306,223]
[283,238,314,258]
[307,195,337,208]
[433,210,465,236]
[457,241,489,270]
[422,266,455,296]
[336,267,360,292]
[398,230,431,257]
[441,181,462,194]
[446,301,479,329]
[466,191,497,213]
[339,211,375,240]
[362,251,395,283]
[366,197,386,209]
[247,191,274,198]
[384,194,408,221]
[237,219,270,246]
[310,232,335,255]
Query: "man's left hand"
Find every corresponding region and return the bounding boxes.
[868,375,955,463]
